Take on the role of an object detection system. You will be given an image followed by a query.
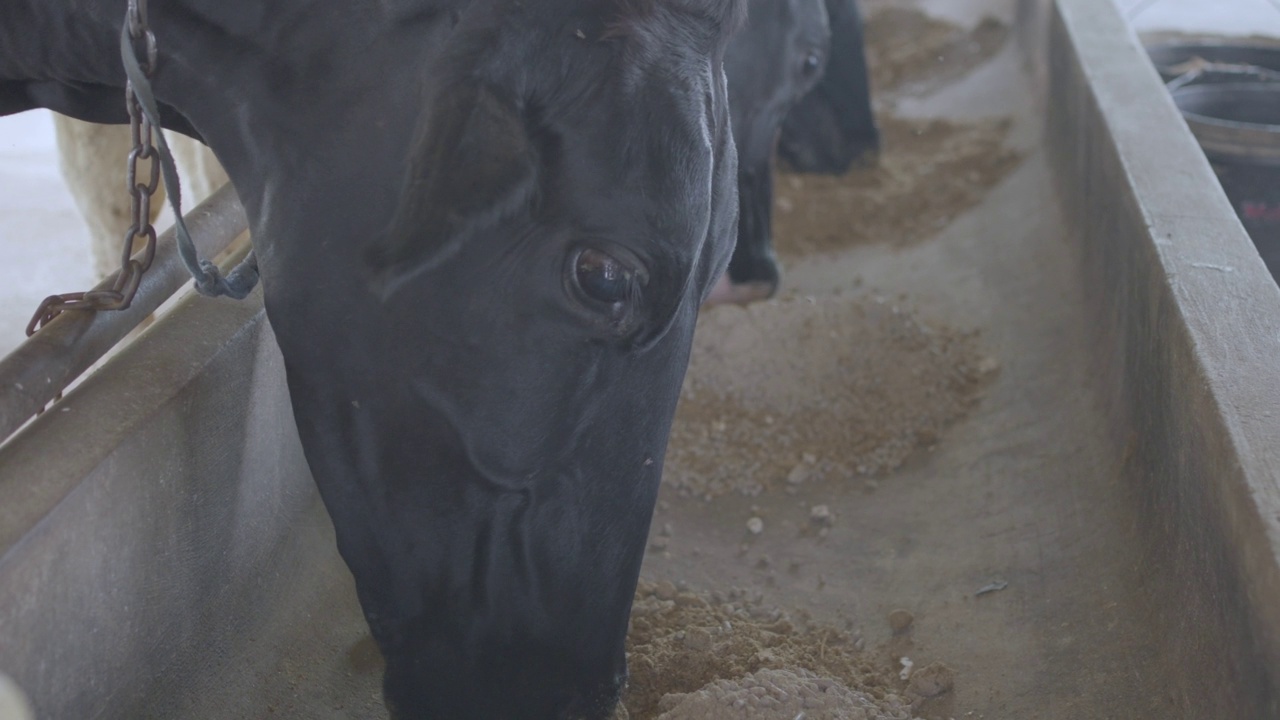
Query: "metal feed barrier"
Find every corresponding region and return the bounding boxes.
[0,183,249,445]
[2,0,257,447]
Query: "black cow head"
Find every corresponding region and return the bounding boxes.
[306,1,742,718]
[777,0,881,175]
[2,0,741,716]
[707,0,830,305]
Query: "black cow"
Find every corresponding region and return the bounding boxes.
[1,1,743,718]
[705,0,829,305]
[779,0,880,175]
[708,0,878,305]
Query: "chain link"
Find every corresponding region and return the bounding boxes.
[25,0,162,336]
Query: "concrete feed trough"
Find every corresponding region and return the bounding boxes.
[3,0,1280,718]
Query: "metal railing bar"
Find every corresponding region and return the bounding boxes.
[0,182,249,445]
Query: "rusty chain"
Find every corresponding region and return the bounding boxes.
[25,0,161,337]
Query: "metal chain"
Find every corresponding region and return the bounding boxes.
[25,0,162,336]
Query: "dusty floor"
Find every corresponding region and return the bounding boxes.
[664,294,997,501]
[636,5,1177,718]
[2,0,1271,718]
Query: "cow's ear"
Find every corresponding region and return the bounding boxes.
[365,83,537,299]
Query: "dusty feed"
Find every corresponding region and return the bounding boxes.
[655,668,911,720]
[770,5,1021,257]
[773,115,1022,257]
[621,583,926,720]
[663,293,996,500]
[862,6,1009,97]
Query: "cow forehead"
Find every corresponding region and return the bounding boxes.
[578,54,724,250]
[634,84,716,237]
[478,5,731,225]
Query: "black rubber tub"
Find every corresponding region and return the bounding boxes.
[1171,81,1280,278]
[1147,42,1280,83]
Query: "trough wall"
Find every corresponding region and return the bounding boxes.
[1023,0,1280,715]
[0,288,330,720]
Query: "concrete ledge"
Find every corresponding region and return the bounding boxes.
[1029,0,1280,714]
[0,286,331,719]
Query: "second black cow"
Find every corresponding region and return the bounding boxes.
[708,0,879,305]
[779,0,880,175]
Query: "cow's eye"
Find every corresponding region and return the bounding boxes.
[801,51,823,78]
[573,248,635,306]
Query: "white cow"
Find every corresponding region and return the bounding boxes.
[51,115,228,279]
[0,672,32,720]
